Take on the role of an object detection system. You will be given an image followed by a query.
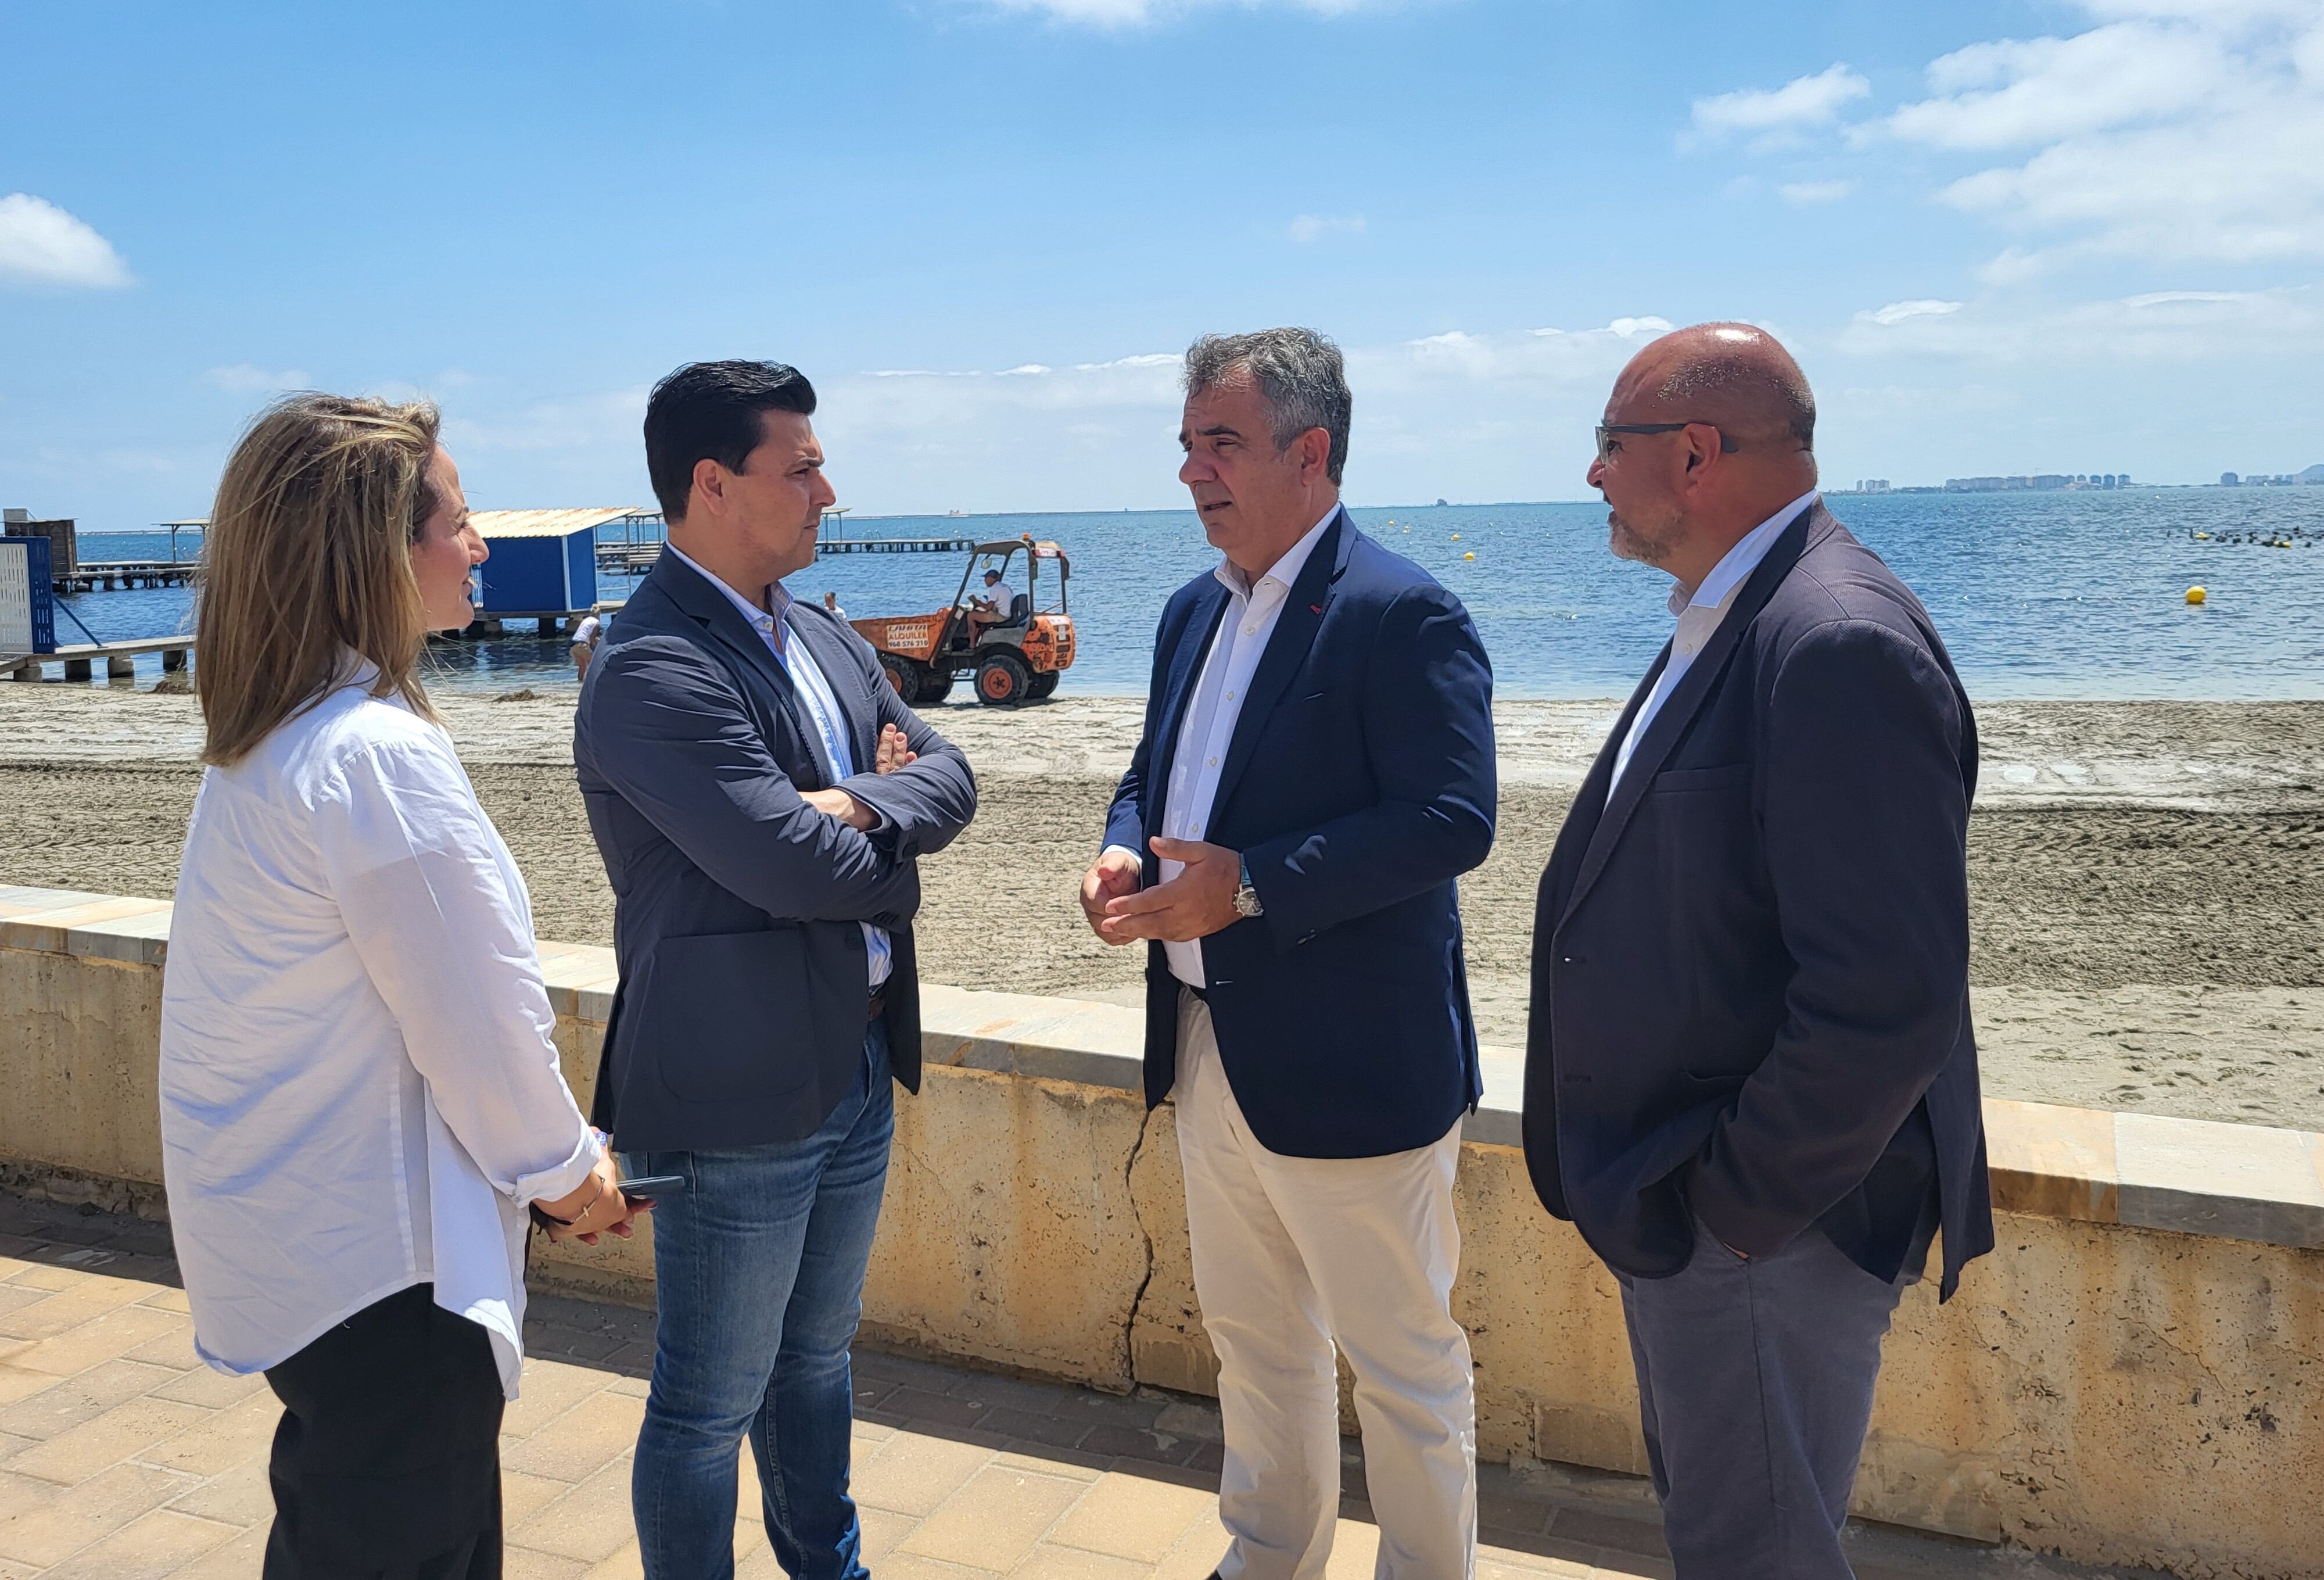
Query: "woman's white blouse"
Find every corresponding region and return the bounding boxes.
[159,674,599,1398]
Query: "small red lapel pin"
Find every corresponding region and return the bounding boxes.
[1310,603,1324,614]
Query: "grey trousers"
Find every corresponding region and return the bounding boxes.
[1616,1216,1906,1580]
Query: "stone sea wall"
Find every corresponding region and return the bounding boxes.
[3,885,2319,1578]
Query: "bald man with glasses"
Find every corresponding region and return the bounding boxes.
[1522,324,1993,1578]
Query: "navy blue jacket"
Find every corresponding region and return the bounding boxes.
[573,550,977,1152]
[1522,504,1993,1299]
[1103,510,1497,1159]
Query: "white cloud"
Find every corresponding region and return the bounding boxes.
[1885,22,2232,149]
[1289,213,1367,242]
[1690,65,1870,140]
[0,194,132,289]
[976,0,1385,25]
[203,364,310,393]
[1779,180,1857,205]
[1837,282,2324,359]
[1863,299,1963,326]
[1881,2,2324,267]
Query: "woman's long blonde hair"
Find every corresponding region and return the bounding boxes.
[196,394,445,766]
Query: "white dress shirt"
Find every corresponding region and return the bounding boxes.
[1140,507,1337,988]
[159,666,600,1398]
[1606,489,1819,801]
[667,543,891,987]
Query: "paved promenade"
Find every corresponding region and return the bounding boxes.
[0,1191,2151,1579]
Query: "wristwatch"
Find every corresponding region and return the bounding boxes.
[1232,856,1264,919]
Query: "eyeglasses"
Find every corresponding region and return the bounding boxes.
[1594,422,1741,462]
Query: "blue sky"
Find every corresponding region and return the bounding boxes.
[5,0,2323,524]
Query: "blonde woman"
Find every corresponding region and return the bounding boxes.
[160,394,636,1579]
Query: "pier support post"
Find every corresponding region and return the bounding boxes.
[107,655,137,679]
[8,662,38,682]
[63,658,92,681]
[162,649,187,673]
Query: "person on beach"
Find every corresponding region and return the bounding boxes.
[1079,328,1495,1579]
[575,360,975,1579]
[1520,324,1993,1578]
[569,609,604,678]
[159,394,640,1580]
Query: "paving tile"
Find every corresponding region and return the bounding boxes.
[5,1392,210,1486]
[1477,1550,1594,1578]
[980,1405,1095,1451]
[503,1467,582,1529]
[1146,1517,1231,1580]
[503,1545,590,1579]
[858,1503,917,1561]
[1013,1545,1154,1579]
[119,1322,204,1372]
[7,1302,188,1377]
[0,1359,177,1439]
[0,1431,30,1470]
[862,1554,1003,1579]
[901,1464,1088,1568]
[148,1363,271,1409]
[1480,1490,1555,1538]
[885,1384,992,1432]
[511,1454,643,1563]
[1044,1468,1215,1561]
[1550,1507,1668,1557]
[1079,1423,1202,1467]
[137,1287,195,1315]
[995,1446,1104,1482]
[167,1452,274,1527]
[580,1540,644,1580]
[0,1458,196,1566]
[503,1388,645,1484]
[0,1274,152,1338]
[505,1356,616,1440]
[141,1389,282,1479]
[851,1430,996,1518]
[0,1293,45,1324]
[33,1505,239,1579]
[170,1521,272,1580]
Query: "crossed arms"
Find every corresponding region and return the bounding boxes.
[582,633,976,926]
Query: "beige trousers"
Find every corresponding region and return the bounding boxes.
[1174,990,1477,1580]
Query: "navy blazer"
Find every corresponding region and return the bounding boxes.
[1103,510,1497,1159]
[573,550,977,1153]
[1522,504,1994,1299]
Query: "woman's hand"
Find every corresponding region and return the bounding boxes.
[537,1152,644,1246]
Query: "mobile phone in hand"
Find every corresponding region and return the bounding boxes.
[615,1174,685,1204]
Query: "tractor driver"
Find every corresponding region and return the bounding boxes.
[966,566,1015,639]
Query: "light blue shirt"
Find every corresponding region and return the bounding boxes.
[1607,489,1819,801]
[668,544,892,988]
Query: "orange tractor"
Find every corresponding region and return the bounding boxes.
[850,536,1077,707]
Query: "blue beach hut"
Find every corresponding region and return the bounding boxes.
[469,508,635,625]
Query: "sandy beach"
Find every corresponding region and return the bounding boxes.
[3,682,2318,1132]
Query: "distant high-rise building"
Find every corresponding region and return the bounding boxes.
[2222,472,2240,486]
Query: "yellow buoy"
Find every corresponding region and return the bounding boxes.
[2186,586,2207,605]
[2193,531,2211,540]
[1463,551,1476,561]
[1451,533,1461,540]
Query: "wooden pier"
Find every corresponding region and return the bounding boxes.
[593,535,973,575]
[3,635,195,682]
[51,560,198,593]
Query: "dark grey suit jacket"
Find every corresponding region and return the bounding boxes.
[573,549,977,1152]
[1522,503,1994,1299]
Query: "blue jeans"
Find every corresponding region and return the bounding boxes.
[630,1022,894,1580]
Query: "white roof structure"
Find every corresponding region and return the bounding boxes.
[469,508,646,539]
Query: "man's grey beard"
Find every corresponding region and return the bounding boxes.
[1609,511,1679,568]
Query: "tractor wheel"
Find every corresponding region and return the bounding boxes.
[879,655,920,706]
[1027,668,1060,700]
[917,665,957,704]
[975,651,1032,707]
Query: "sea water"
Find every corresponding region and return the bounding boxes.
[51,488,2324,700]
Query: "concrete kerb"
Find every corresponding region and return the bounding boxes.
[5,886,2323,1577]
